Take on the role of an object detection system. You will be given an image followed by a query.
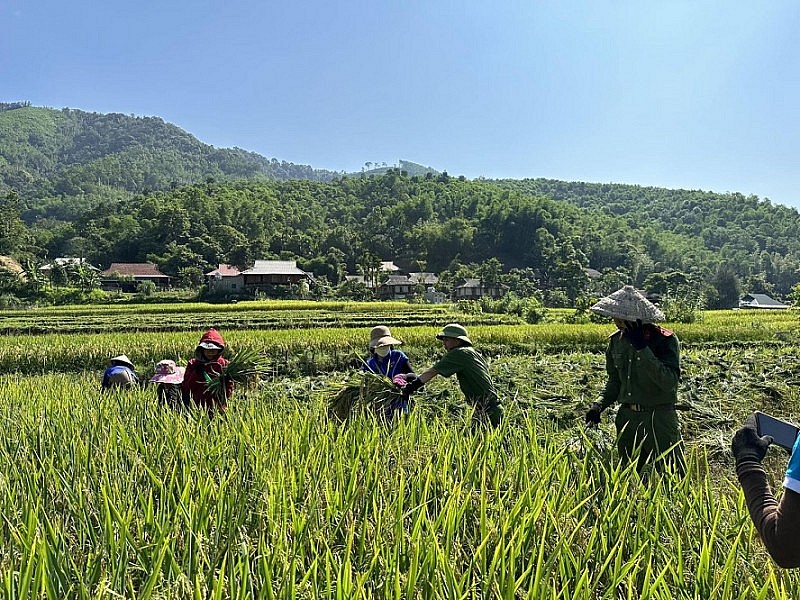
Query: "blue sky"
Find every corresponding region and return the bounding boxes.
[3,1,800,207]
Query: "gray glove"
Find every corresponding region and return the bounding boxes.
[732,414,773,465]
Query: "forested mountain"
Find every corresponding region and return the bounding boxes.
[6,167,800,308]
[0,102,339,215]
[3,103,800,308]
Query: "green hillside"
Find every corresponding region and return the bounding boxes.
[0,102,339,209]
[3,103,800,309]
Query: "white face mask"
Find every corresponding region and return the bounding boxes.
[374,346,390,358]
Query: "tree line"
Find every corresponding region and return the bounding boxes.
[4,169,800,308]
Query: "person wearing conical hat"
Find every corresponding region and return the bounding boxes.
[584,286,684,474]
[101,354,139,391]
[402,323,503,427]
[363,325,415,416]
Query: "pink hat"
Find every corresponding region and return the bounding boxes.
[149,360,185,384]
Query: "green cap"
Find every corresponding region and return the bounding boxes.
[436,323,472,345]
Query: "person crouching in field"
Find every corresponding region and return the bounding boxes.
[584,285,685,475]
[732,414,800,568]
[150,359,185,410]
[182,329,233,416]
[402,323,503,427]
[101,354,139,392]
[364,325,416,416]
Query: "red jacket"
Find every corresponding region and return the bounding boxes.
[182,329,234,411]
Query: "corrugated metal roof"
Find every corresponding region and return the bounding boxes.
[102,262,169,277]
[241,260,307,276]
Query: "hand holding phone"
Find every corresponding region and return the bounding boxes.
[755,411,800,451]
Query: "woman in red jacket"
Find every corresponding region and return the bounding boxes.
[182,328,234,415]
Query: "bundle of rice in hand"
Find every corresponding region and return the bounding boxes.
[327,371,405,422]
[204,347,270,402]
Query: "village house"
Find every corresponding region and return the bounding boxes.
[100,262,171,291]
[344,274,373,288]
[453,278,506,301]
[205,264,243,293]
[408,272,438,286]
[380,261,401,273]
[240,260,309,288]
[423,287,448,304]
[40,257,100,275]
[738,293,790,310]
[377,275,413,300]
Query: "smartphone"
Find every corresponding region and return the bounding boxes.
[755,411,800,451]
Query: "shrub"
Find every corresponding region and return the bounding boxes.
[661,294,704,324]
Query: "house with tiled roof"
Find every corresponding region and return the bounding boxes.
[101,262,171,290]
[344,274,374,289]
[205,264,243,293]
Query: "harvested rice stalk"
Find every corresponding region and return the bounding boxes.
[326,371,404,422]
[205,347,270,401]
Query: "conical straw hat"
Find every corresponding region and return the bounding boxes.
[590,285,665,323]
[110,354,135,369]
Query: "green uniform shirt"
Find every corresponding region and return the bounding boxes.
[433,346,499,406]
[600,328,680,410]
[600,327,683,471]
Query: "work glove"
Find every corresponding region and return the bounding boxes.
[731,414,773,465]
[403,376,424,396]
[625,319,648,350]
[585,402,603,425]
[392,373,414,388]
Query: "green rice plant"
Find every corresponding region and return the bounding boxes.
[325,370,403,422]
[0,370,799,597]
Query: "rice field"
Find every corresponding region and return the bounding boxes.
[1,302,800,598]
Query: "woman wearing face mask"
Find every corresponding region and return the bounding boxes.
[364,326,415,416]
[364,325,414,379]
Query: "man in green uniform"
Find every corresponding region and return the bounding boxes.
[584,286,685,474]
[402,323,503,427]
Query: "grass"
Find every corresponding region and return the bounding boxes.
[0,349,799,597]
[1,305,799,597]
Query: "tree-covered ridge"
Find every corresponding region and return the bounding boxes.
[494,178,800,255]
[6,169,796,307]
[3,103,800,307]
[0,104,339,203]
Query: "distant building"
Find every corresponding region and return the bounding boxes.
[377,275,413,300]
[344,274,374,289]
[738,293,790,309]
[40,257,100,273]
[453,278,506,300]
[408,272,439,286]
[423,286,448,304]
[380,261,401,273]
[101,262,171,291]
[583,267,602,280]
[0,255,25,279]
[240,260,309,287]
[205,264,243,293]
